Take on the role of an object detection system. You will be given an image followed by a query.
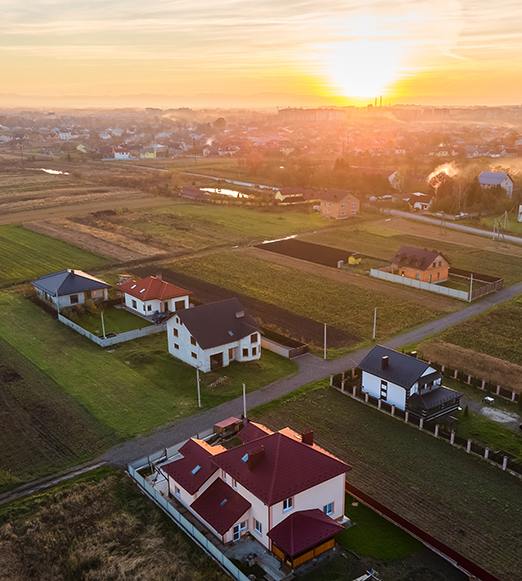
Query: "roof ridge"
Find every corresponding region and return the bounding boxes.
[267,433,282,504]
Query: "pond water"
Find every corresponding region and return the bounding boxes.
[201,187,249,199]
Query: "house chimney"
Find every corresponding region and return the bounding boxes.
[301,430,314,445]
[247,446,264,470]
[381,356,389,369]
[235,310,245,319]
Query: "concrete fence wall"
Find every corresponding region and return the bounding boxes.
[261,336,308,359]
[369,268,470,300]
[58,314,166,347]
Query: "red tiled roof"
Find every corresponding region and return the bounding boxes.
[190,478,251,535]
[212,432,349,505]
[119,275,191,301]
[161,439,220,495]
[238,420,273,444]
[268,509,343,557]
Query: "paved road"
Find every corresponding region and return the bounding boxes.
[101,279,522,466]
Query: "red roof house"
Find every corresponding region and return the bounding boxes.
[119,274,191,316]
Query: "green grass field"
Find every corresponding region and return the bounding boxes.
[0,291,296,442]
[0,225,107,287]
[252,382,522,580]
[440,295,522,366]
[67,306,151,336]
[0,468,226,580]
[0,339,115,492]
[105,202,331,252]
[478,214,522,236]
[167,251,443,349]
[305,222,522,284]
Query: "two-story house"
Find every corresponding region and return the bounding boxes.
[478,171,514,199]
[320,192,360,220]
[390,246,449,283]
[32,269,110,310]
[119,274,191,317]
[166,298,261,372]
[160,420,349,569]
[358,345,462,421]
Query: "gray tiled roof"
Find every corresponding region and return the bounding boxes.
[479,171,510,185]
[32,269,110,296]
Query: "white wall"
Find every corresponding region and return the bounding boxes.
[167,316,261,372]
[361,370,406,410]
[124,293,189,316]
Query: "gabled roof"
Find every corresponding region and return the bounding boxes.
[478,171,511,185]
[237,420,273,443]
[392,246,445,270]
[190,478,251,535]
[175,298,258,350]
[358,345,435,389]
[32,269,110,296]
[161,438,224,495]
[408,385,462,411]
[212,431,349,506]
[267,509,343,557]
[119,275,191,301]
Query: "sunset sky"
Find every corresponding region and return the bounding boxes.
[1,0,522,107]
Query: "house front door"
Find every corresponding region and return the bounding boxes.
[233,521,247,541]
[163,301,169,312]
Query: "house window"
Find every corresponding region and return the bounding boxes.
[252,347,257,356]
[323,502,334,516]
[191,336,197,346]
[228,348,235,360]
[70,294,79,304]
[250,333,258,344]
[283,497,293,512]
[173,328,179,338]
[173,343,179,350]
[191,352,197,359]
[131,299,137,309]
[174,486,181,498]
[380,380,388,400]
[143,304,147,312]
[147,304,152,312]
[242,348,248,357]
[254,519,262,535]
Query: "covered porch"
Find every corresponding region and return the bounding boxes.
[408,385,462,421]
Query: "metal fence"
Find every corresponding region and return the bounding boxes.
[58,314,166,347]
[128,454,249,581]
[330,372,522,480]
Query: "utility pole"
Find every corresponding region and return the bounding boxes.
[468,273,474,303]
[372,307,378,341]
[101,310,106,339]
[323,323,327,360]
[196,366,202,408]
[242,383,247,419]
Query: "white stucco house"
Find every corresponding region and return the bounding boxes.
[32,269,110,310]
[358,346,462,421]
[166,298,261,372]
[478,171,514,199]
[160,420,349,569]
[119,275,191,318]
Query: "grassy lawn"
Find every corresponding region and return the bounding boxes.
[341,494,421,560]
[105,202,331,252]
[0,339,115,492]
[305,222,522,284]
[67,305,151,336]
[0,225,107,287]
[167,251,443,350]
[0,468,226,580]
[478,214,522,236]
[252,381,522,580]
[0,291,296,441]
[439,295,522,366]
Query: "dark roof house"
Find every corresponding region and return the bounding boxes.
[177,298,258,350]
[391,246,447,271]
[32,269,110,296]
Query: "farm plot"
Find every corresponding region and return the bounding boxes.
[256,238,360,267]
[0,469,226,580]
[80,202,330,254]
[305,219,522,285]
[132,265,356,348]
[159,250,444,352]
[0,291,296,441]
[253,383,522,581]
[0,225,107,287]
[0,339,115,492]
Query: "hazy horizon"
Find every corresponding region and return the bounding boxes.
[2,1,522,109]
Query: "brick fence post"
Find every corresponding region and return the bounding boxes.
[450,431,455,445]
[364,393,369,403]
[391,405,395,416]
[404,411,409,423]
[419,418,424,430]
[467,375,472,385]
[502,456,508,471]
[378,399,382,410]
[434,424,439,437]
[512,391,517,402]
[329,374,334,387]
[341,380,346,393]
[480,379,486,390]
[496,385,501,395]
[484,448,489,460]
[466,439,472,453]
[352,385,356,398]
[441,364,445,373]
[453,369,458,379]
[351,368,356,378]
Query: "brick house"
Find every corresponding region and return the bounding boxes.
[390,246,449,283]
[320,192,360,220]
